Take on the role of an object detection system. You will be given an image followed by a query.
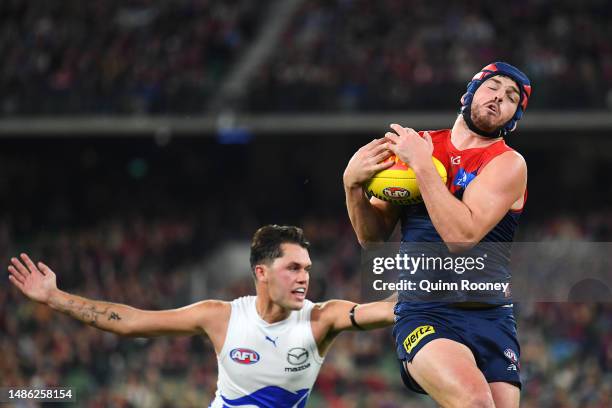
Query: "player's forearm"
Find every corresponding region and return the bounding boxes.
[345,185,391,245]
[47,289,138,336]
[354,301,395,329]
[413,161,476,248]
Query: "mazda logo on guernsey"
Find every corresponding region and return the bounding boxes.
[230,348,260,365]
[287,347,309,366]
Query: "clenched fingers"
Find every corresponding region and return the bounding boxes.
[372,149,393,164]
[390,124,406,136]
[384,132,399,143]
[387,143,401,157]
[373,140,391,152]
[372,159,395,172]
[363,138,387,152]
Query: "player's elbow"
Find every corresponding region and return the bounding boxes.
[443,230,479,253]
[357,235,388,249]
[445,241,477,253]
[356,225,395,248]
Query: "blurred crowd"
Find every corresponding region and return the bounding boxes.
[1,212,610,407]
[0,216,216,408]
[1,0,612,115]
[0,0,262,115]
[249,0,612,112]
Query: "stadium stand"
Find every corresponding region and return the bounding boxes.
[248,0,612,112]
[0,0,264,115]
[1,1,612,114]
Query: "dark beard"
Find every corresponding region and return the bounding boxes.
[471,104,501,133]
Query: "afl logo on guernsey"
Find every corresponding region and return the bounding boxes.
[504,348,518,365]
[230,348,260,365]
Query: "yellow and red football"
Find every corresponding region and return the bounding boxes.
[365,155,447,205]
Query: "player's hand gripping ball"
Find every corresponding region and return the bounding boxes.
[365,155,447,205]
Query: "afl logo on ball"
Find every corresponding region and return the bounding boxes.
[383,187,410,198]
[230,348,260,365]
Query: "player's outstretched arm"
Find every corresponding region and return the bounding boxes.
[328,299,396,332]
[8,254,229,339]
[311,298,395,355]
[343,138,400,246]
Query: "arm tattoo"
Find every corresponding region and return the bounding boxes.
[61,299,110,327]
[108,312,121,321]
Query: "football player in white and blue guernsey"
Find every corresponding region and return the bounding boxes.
[8,225,395,408]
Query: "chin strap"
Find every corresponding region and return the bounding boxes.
[461,105,505,139]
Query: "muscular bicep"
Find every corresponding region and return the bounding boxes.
[370,196,401,240]
[461,152,527,241]
[128,300,230,340]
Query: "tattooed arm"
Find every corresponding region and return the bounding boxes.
[47,291,128,333]
[8,254,230,342]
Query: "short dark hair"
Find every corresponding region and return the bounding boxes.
[250,225,310,270]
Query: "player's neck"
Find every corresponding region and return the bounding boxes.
[255,295,292,324]
[451,115,503,150]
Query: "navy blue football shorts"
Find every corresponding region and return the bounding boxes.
[393,302,521,394]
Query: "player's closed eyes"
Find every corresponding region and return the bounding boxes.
[488,86,517,103]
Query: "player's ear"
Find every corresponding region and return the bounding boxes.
[254,265,268,283]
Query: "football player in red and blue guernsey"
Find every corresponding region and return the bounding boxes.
[343,62,532,408]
